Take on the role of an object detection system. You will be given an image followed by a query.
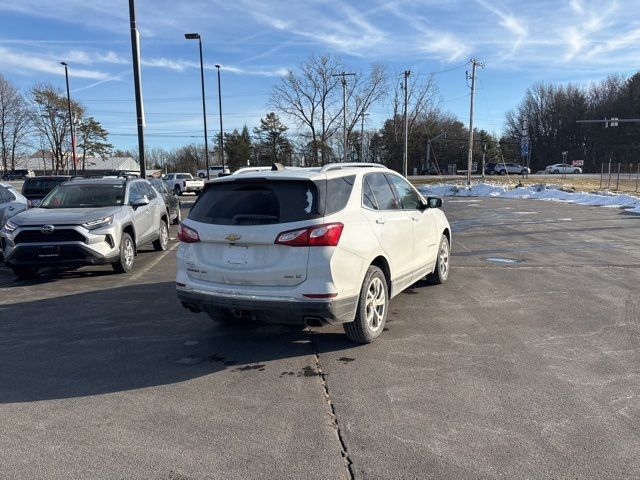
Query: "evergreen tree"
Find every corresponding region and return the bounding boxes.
[253,112,291,165]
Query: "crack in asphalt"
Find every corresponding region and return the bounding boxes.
[310,334,355,480]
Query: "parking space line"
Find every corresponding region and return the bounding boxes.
[129,242,179,282]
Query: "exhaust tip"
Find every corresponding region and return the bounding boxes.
[304,317,324,328]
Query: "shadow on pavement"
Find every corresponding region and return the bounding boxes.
[0,281,353,403]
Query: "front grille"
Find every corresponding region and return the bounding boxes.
[13,245,89,263]
[14,229,86,244]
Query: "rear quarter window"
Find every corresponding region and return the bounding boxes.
[323,175,355,215]
[189,180,321,225]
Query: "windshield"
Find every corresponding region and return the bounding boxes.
[40,184,125,208]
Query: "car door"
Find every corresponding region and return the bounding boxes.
[361,173,415,293]
[128,182,152,243]
[386,174,439,281]
[140,181,163,234]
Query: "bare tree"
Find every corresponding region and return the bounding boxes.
[0,75,30,173]
[29,83,84,173]
[271,54,344,166]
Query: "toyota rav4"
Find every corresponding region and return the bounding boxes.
[1,177,170,278]
[176,163,451,343]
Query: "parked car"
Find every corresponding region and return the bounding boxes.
[148,177,182,225]
[0,182,28,232]
[164,173,204,196]
[22,176,72,207]
[176,163,451,344]
[1,177,169,279]
[196,165,230,178]
[545,163,582,174]
[493,162,530,175]
[2,169,35,180]
[484,162,498,175]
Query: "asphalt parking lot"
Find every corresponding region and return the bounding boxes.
[1,197,639,479]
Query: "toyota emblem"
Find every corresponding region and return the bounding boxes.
[41,225,55,235]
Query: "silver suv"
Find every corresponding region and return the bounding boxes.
[0,177,169,279]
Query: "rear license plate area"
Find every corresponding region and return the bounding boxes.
[223,245,249,265]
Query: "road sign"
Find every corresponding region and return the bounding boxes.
[520,136,529,157]
[572,160,584,167]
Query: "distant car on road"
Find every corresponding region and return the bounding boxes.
[196,165,230,178]
[1,177,170,279]
[148,177,181,225]
[493,162,530,175]
[484,162,498,175]
[176,162,451,344]
[0,182,28,231]
[2,169,35,180]
[545,163,582,174]
[164,173,204,196]
[22,176,72,207]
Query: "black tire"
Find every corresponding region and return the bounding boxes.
[198,173,205,178]
[112,232,135,273]
[573,169,580,174]
[153,220,169,251]
[11,267,38,280]
[172,203,182,225]
[553,169,559,174]
[427,234,450,284]
[499,170,507,175]
[174,185,181,196]
[521,169,527,175]
[343,265,388,344]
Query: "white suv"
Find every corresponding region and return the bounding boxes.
[176,163,451,343]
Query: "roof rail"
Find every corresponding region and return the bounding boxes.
[320,162,387,172]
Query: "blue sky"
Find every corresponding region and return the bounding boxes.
[1,0,639,150]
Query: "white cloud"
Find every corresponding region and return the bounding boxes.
[0,46,112,80]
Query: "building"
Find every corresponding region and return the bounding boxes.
[12,152,140,176]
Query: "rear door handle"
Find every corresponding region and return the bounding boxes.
[376,218,386,224]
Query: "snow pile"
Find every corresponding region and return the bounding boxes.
[417,182,640,214]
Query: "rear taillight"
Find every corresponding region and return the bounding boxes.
[177,223,200,243]
[275,223,343,247]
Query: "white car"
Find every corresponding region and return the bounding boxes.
[493,162,530,175]
[545,163,582,174]
[164,173,204,195]
[176,163,451,344]
[196,165,230,178]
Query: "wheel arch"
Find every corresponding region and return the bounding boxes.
[370,255,392,297]
[121,222,136,252]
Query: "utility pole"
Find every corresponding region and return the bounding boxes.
[360,112,369,162]
[481,143,486,180]
[466,59,483,186]
[332,72,355,162]
[128,0,146,178]
[403,70,411,177]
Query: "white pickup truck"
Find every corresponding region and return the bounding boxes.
[196,165,230,178]
[164,173,204,196]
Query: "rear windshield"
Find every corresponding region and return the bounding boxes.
[23,178,69,195]
[177,174,192,180]
[189,180,321,225]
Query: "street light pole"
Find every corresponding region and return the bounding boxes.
[60,62,77,176]
[185,33,210,180]
[360,113,369,162]
[215,64,224,172]
[128,0,146,178]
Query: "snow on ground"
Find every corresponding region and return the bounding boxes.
[417,183,640,214]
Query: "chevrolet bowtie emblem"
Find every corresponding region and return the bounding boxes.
[225,234,241,242]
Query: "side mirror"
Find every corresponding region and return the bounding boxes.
[131,196,150,208]
[427,197,442,209]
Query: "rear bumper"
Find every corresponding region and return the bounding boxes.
[177,286,358,326]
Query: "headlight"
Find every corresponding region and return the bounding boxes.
[82,215,113,230]
[4,219,17,232]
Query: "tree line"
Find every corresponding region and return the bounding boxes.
[0,74,112,174]
[504,73,640,172]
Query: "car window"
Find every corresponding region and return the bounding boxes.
[386,174,423,210]
[0,186,9,203]
[40,184,125,208]
[362,178,378,209]
[128,183,145,203]
[177,174,192,180]
[365,173,400,210]
[324,175,355,215]
[140,182,157,200]
[189,180,321,225]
